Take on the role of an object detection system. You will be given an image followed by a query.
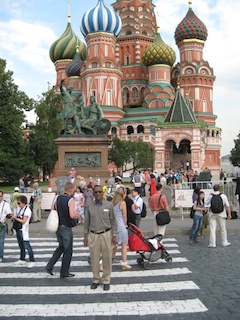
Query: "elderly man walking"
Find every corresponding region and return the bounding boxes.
[205,184,231,248]
[84,185,118,291]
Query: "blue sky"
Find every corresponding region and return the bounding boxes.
[0,0,239,156]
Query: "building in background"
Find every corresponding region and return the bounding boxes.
[49,0,221,177]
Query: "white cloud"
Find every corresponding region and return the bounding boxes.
[0,0,27,16]
[0,19,56,73]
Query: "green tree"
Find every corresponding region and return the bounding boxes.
[109,137,154,171]
[230,132,240,167]
[0,58,34,181]
[28,89,62,176]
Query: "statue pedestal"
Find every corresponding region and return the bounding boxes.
[55,136,111,178]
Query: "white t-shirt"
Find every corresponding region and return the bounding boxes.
[133,196,143,215]
[0,200,11,223]
[17,206,32,241]
[160,176,166,186]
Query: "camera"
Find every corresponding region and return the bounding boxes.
[6,214,12,219]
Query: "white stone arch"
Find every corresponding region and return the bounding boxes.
[198,66,211,76]
[182,65,196,75]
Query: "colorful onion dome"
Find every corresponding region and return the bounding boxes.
[80,0,122,38]
[174,2,208,44]
[142,32,176,67]
[65,46,83,77]
[50,16,87,63]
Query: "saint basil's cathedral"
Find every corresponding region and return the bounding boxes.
[49,0,221,177]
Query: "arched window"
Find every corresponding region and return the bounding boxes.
[92,62,97,68]
[111,127,117,136]
[126,30,132,35]
[132,87,138,98]
[127,126,134,135]
[140,87,145,97]
[123,88,129,104]
[125,55,130,65]
[137,125,144,134]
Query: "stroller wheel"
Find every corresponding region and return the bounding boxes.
[143,262,151,270]
[165,256,172,263]
[137,257,144,266]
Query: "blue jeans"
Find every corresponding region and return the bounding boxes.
[46,225,73,277]
[16,230,35,262]
[0,224,6,259]
[189,215,203,240]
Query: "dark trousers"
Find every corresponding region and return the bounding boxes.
[0,224,6,259]
[47,225,73,277]
[16,230,35,262]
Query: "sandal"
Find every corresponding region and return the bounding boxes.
[121,264,132,271]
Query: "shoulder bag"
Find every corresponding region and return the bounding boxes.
[13,206,27,230]
[155,194,171,226]
[46,196,59,233]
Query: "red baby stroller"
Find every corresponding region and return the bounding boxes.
[128,223,172,269]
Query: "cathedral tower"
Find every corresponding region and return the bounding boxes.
[112,0,157,108]
[80,0,123,121]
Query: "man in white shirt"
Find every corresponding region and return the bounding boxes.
[131,188,143,227]
[0,191,12,262]
[160,173,167,186]
[205,184,231,248]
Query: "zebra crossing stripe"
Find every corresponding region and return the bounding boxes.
[4,242,179,248]
[4,237,178,242]
[3,249,181,259]
[0,281,199,295]
[0,267,192,278]
[0,299,208,316]
[0,257,188,268]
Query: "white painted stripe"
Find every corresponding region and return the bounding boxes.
[5,237,177,242]
[0,267,192,279]
[4,242,179,248]
[0,281,199,295]
[0,299,208,316]
[3,249,181,259]
[0,257,188,268]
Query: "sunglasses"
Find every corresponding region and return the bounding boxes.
[17,202,21,205]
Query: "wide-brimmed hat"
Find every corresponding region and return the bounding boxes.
[14,187,20,191]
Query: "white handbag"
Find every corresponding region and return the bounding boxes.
[46,196,59,233]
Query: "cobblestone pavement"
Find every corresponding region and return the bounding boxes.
[0,231,239,320]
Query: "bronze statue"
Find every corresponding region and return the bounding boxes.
[58,79,83,134]
[58,80,111,136]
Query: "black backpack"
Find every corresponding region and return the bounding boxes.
[211,194,224,213]
[141,201,147,218]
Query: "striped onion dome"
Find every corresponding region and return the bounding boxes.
[80,0,122,38]
[65,46,83,77]
[49,17,87,63]
[175,2,208,44]
[142,32,176,67]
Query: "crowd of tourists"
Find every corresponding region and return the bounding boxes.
[0,170,239,291]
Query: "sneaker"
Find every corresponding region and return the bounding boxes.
[14,260,26,265]
[208,245,216,248]
[222,242,231,247]
[121,264,132,271]
[27,262,35,269]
